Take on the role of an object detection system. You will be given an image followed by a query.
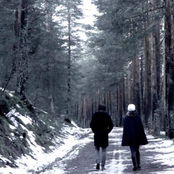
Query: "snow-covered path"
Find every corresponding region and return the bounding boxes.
[1,125,173,174]
[40,127,174,174]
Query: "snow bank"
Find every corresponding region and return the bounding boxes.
[0,111,91,174]
[143,135,174,167]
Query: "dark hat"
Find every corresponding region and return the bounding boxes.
[98,104,106,111]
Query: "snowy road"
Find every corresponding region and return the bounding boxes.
[40,127,174,174]
[1,118,173,174]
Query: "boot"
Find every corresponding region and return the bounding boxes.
[101,162,105,171]
[136,153,141,169]
[101,160,105,171]
[96,163,100,170]
[131,157,137,171]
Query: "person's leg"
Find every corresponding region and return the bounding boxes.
[101,147,107,170]
[135,145,141,169]
[130,146,136,157]
[95,146,100,170]
[129,146,137,171]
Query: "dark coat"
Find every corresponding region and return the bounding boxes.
[90,111,114,148]
[122,111,148,146]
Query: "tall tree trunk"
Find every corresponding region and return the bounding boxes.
[124,73,129,109]
[150,31,160,135]
[144,35,151,128]
[126,71,132,106]
[122,77,126,114]
[45,0,55,113]
[66,1,72,116]
[117,82,124,127]
[15,0,36,116]
[164,0,174,137]
[139,55,144,117]
[16,0,28,96]
[132,55,141,114]
[150,0,161,136]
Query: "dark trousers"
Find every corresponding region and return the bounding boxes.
[129,145,140,166]
[95,146,106,167]
[129,145,140,158]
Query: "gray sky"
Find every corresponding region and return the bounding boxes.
[82,0,97,25]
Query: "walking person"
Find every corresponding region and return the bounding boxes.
[122,104,148,171]
[90,104,114,170]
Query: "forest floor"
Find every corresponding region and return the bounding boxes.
[40,128,174,174]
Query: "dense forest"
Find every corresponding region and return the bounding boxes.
[0,0,174,138]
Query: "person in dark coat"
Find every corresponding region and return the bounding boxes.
[122,104,148,171]
[90,104,114,170]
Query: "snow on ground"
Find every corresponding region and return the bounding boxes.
[43,128,174,174]
[143,134,174,168]
[0,115,174,174]
[99,128,128,174]
[0,115,91,174]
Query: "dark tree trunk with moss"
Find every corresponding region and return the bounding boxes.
[15,0,36,115]
[164,0,174,137]
[66,1,71,116]
[16,0,28,96]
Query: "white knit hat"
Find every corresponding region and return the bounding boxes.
[128,104,136,111]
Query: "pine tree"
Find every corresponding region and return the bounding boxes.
[58,0,83,116]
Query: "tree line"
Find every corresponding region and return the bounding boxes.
[0,0,84,119]
[1,0,174,138]
[77,0,174,138]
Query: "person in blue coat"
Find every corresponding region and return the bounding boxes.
[90,104,113,170]
[122,104,148,171]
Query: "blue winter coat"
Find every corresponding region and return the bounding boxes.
[90,111,114,148]
[122,111,148,146]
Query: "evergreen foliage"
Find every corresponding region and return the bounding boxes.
[77,0,174,138]
[1,0,174,139]
[0,0,84,117]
